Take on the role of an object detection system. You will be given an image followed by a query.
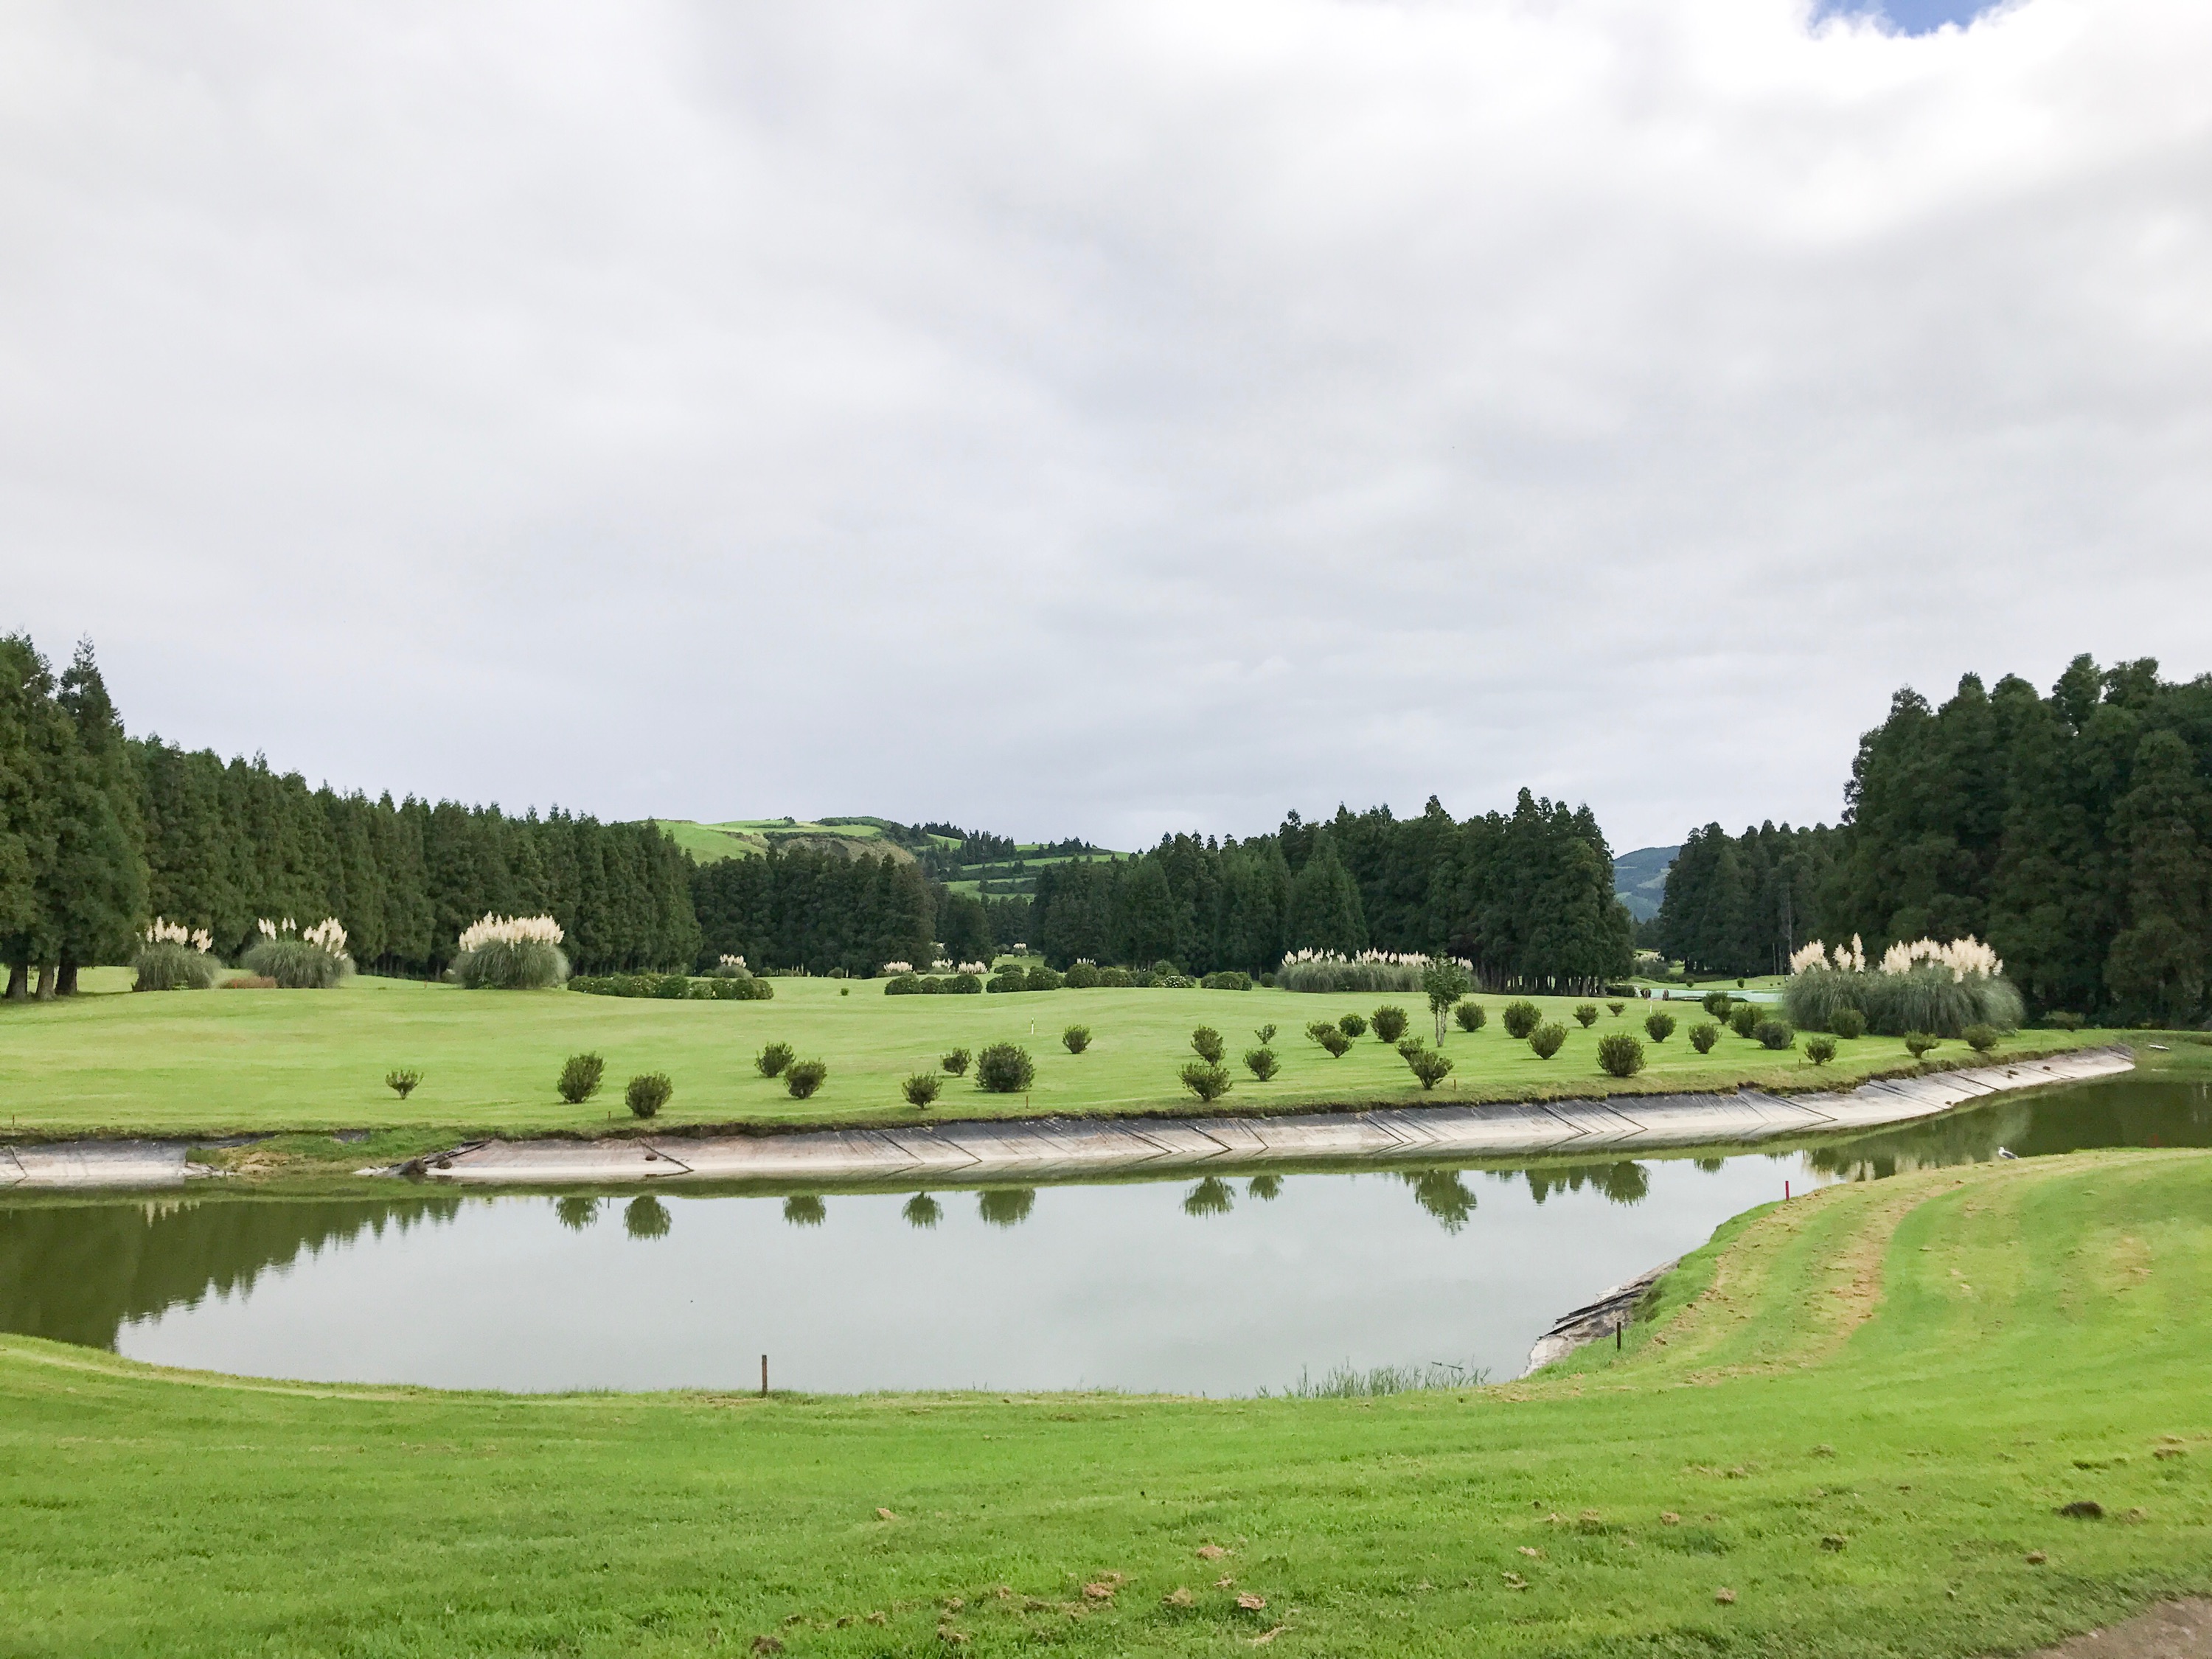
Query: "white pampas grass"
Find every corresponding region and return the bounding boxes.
[457,914,563,953]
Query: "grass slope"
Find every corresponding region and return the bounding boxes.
[0,1148,2205,1656]
[649,819,919,868]
[0,970,2117,1140]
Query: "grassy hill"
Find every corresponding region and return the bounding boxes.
[650,818,924,867]
[2,1144,2205,1655]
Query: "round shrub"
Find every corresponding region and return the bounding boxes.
[1062,962,1100,989]
[987,970,1026,994]
[1312,1023,1352,1059]
[1243,1046,1279,1081]
[1964,1023,1999,1054]
[1644,1010,1677,1043]
[975,1043,1035,1093]
[1905,1031,1941,1059]
[883,973,922,995]
[901,1072,941,1108]
[1200,970,1253,991]
[1025,964,1063,992]
[133,939,222,992]
[785,1060,827,1099]
[651,973,692,999]
[1730,1004,1761,1039]
[1501,1001,1541,1040]
[1338,1012,1368,1038]
[941,1046,972,1077]
[1753,1019,1795,1051]
[1152,959,1180,978]
[1096,967,1132,988]
[1702,990,1733,1020]
[557,1051,605,1104]
[1062,1024,1091,1054]
[626,1073,673,1119]
[1607,1001,1625,1017]
[1127,970,1157,988]
[1371,1006,1409,1044]
[1804,1035,1838,1065]
[385,1068,422,1099]
[1573,1004,1599,1028]
[1528,1021,1568,1060]
[1178,1060,1233,1102]
[1596,1033,1645,1078]
[1402,1045,1453,1089]
[1830,1006,1868,1040]
[1190,1026,1224,1064]
[1688,1021,1720,1054]
[1454,1001,1486,1033]
[756,1041,795,1078]
[944,973,980,994]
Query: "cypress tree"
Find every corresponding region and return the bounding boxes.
[1285,835,1367,956]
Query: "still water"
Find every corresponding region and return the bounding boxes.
[4,1075,2202,1395]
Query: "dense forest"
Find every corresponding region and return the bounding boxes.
[1653,656,2212,1024]
[1,636,698,993]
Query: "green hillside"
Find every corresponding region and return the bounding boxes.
[650,818,923,867]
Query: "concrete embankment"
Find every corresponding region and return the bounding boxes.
[0,1047,2135,1192]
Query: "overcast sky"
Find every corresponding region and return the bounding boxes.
[7,0,2208,855]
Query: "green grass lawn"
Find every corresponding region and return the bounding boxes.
[0,970,2116,1141]
[1,1147,2204,1655]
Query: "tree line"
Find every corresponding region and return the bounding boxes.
[1,636,698,995]
[1655,655,2212,1024]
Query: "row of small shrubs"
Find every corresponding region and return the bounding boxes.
[569,973,773,1001]
[884,972,984,995]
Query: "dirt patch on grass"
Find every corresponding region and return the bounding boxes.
[2005,1599,2212,1659]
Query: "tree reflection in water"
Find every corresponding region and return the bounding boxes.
[1401,1170,1475,1233]
[625,1197,672,1239]
[782,1195,827,1228]
[975,1188,1034,1228]
[1182,1177,1234,1217]
[1246,1175,1282,1201]
[902,1193,943,1228]
[1514,1161,1650,1207]
[555,1197,599,1231]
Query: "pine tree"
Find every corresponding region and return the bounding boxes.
[1285,835,1367,956]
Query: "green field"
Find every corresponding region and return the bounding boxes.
[648,818,919,867]
[1,1145,2205,1655]
[0,970,2115,1141]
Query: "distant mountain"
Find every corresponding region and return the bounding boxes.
[1613,844,1680,922]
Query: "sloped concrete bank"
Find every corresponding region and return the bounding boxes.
[414,1046,2135,1189]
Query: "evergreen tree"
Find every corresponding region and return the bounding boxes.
[1285,835,1367,956]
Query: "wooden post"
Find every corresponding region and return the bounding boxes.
[760,1354,768,1397]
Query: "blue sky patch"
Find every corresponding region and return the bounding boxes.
[1814,0,2004,33]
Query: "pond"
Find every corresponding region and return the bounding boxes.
[3,1074,2202,1396]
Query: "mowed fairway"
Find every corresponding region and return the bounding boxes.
[0,1149,2205,1656]
[0,970,2116,1138]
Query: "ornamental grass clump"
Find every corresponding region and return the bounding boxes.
[1243,1046,1279,1081]
[1596,1033,1645,1078]
[626,1073,673,1119]
[1178,1060,1233,1102]
[1689,1021,1720,1054]
[1275,949,1467,994]
[1528,1021,1568,1060]
[451,914,569,990]
[242,917,354,988]
[1190,1026,1225,1064]
[133,919,221,991]
[784,1060,827,1099]
[975,1043,1034,1093]
[1062,1024,1091,1054]
[1455,1001,1486,1033]
[1501,1000,1541,1040]
[1784,934,2023,1037]
[557,1052,605,1104]
[1644,1010,1677,1043]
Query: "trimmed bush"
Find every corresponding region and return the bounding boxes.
[652,973,692,999]
[1702,990,1733,1020]
[784,1060,827,1099]
[1062,1024,1091,1054]
[1371,1005,1409,1043]
[385,1068,422,1099]
[1024,964,1062,992]
[883,973,923,995]
[1905,1031,1941,1059]
[1096,967,1131,988]
[2045,1011,2085,1032]
[133,938,222,992]
[1753,1019,1795,1051]
[941,1047,971,1077]
[1402,1045,1453,1089]
[1528,1021,1568,1060]
[1644,1010,1677,1043]
[1243,1046,1279,1081]
[757,1041,796,1078]
[975,1043,1035,1093]
[1804,1035,1837,1065]
[1254,1023,1279,1044]
[1308,1020,1352,1058]
[1190,1026,1224,1064]
[1454,1001,1486,1033]
[1178,1060,1233,1102]
[1127,970,1157,988]
[1688,1021,1720,1054]
[1596,1033,1645,1078]
[1730,1004,1761,1039]
[557,1052,605,1104]
[1062,962,1100,989]
[901,1073,941,1108]
[1607,1001,1625,1017]
[626,1073,672,1119]
[1338,1012,1368,1038]
[1573,1004,1599,1028]
[1200,970,1253,991]
[986,970,1026,994]
[706,976,771,1001]
[945,973,981,994]
[1501,1001,1541,1040]
[1964,1023,1999,1054]
[1831,1006,1867,1040]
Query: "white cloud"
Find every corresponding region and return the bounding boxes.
[4,0,2208,851]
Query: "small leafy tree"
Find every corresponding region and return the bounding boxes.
[1963,1024,1999,1054]
[1573,1004,1599,1028]
[785,1060,827,1099]
[1644,1010,1677,1043]
[1753,1019,1795,1051]
[1831,1007,1867,1040]
[1596,1034,1644,1078]
[1454,1001,1486,1033]
[1688,1021,1720,1054]
[1243,1046,1279,1081]
[1371,1005,1409,1043]
[1063,1024,1092,1054]
[1729,1004,1761,1039]
[901,1072,941,1107]
[976,1043,1035,1093]
[385,1068,422,1099]
[1528,1021,1568,1060]
[626,1073,673,1119]
[1422,959,1472,1043]
[557,1051,605,1104]
[1904,1031,1940,1059]
[1338,1012,1368,1038]
[1804,1035,1837,1065]
[1190,1026,1225,1064]
[1501,1000,1541,1040]
[757,1042,795,1078]
[1179,1060,1233,1102]
[1254,1023,1279,1045]
[941,1047,971,1077]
